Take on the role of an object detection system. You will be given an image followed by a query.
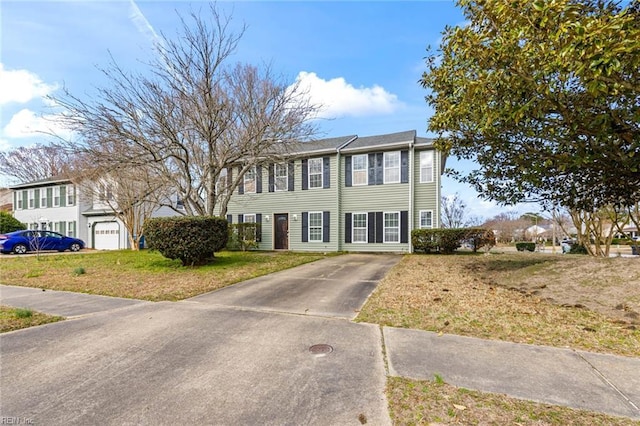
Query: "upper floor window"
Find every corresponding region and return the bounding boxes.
[384,151,400,184]
[244,167,256,193]
[420,151,434,183]
[308,158,323,189]
[54,186,61,207]
[420,210,433,228]
[274,163,288,191]
[66,185,75,206]
[28,189,35,209]
[17,191,24,210]
[352,154,368,186]
[41,190,48,208]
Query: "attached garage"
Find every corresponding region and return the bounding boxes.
[93,222,121,250]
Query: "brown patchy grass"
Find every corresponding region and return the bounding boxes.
[358,253,640,357]
[0,250,330,301]
[387,376,639,426]
[0,306,63,333]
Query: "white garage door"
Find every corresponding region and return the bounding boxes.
[94,222,120,250]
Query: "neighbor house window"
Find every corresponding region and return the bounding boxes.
[17,191,24,210]
[28,189,35,209]
[308,212,323,242]
[308,158,323,189]
[420,151,434,183]
[274,163,288,191]
[420,210,433,228]
[244,167,256,193]
[41,190,48,208]
[68,222,76,237]
[384,151,400,183]
[66,185,75,205]
[384,212,400,243]
[54,186,61,206]
[352,213,368,243]
[352,154,368,186]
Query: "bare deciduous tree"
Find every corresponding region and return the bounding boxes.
[441,193,480,228]
[0,144,75,184]
[53,5,319,217]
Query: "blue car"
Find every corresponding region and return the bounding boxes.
[0,230,85,254]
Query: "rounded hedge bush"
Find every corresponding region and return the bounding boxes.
[0,211,26,233]
[144,216,228,266]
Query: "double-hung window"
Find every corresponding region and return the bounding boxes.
[67,185,75,205]
[352,213,367,243]
[308,212,323,242]
[384,212,400,243]
[54,186,61,207]
[17,191,23,210]
[384,152,400,183]
[352,154,368,185]
[420,151,434,183]
[274,163,288,191]
[308,158,323,189]
[420,210,433,228]
[244,167,256,193]
[41,190,48,208]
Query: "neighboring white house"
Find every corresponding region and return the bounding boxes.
[10,177,178,250]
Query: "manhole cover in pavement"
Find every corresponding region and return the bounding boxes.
[309,344,334,355]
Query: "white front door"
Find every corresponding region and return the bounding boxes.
[94,222,120,250]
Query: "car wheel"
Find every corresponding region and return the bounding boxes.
[13,244,28,254]
[69,243,81,252]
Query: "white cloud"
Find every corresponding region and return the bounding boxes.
[295,71,402,119]
[0,64,58,106]
[3,109,72,141]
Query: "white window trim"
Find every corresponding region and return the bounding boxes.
[383,211,400,243]
[243,167,257,194]
[308,211,323,243]
[419,210,434,229]
[420,151,434,183]
[27,189,35,209]
[352,212,368,244]
[243,214,256,223]
[53,186,61,207]
[41,191,48,208]
[67,185,75,205]
[352,154,368,186]
[308,158,323,189]
[383,151,401,184]
[17,191,23,210]
[274,163,288,192]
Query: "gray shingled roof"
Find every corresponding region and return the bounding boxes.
[291,135,357,155]
[340,130,417,152]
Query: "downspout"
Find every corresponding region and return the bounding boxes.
[336,136,358,252]
[408,139,414,253]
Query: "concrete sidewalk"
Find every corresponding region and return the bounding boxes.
[384,327,640,420]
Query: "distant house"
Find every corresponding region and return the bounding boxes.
[10,177,177,250]
[224,130,445,253]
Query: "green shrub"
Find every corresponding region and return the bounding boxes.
[569,243,589,255]
[515,242,536,252]
[412,228,495,254]
[227,223,261,251]
[0,211,26,233]
[144,216,228,266]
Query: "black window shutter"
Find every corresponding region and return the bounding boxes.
[323,157,330,189]
[401,151,409,183]
[345,156,352,187]
[400,210,409,243]
[238,215,244,224]
[256,165,262,193]
[226,214,232,224]
[376,153,384,185]
[268,164,275,192]
[256,213,262,242]
[375,212,384,243]
[368,153,376,186]
[301,159,308,190]
[288,161,295,191]
[368,212,376,244]
[302,212,308,242]
[345,213,352,243]
[238,167,244,194]
[322,211,330,242]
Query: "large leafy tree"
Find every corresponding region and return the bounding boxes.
[54,5,319,217]
[421,0,640,212]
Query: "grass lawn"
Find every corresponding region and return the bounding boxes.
[357,252,640,425]
[0,306,63,333]
[0,249,330,301]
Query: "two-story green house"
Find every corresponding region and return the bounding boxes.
[225,130,444,253]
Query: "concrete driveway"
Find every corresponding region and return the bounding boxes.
[0,253,401,425]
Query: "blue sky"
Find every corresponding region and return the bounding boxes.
[0,0,535,220]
